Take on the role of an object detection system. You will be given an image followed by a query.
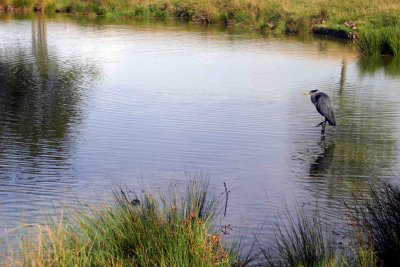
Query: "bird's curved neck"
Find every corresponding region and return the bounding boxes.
[311,94,318,105]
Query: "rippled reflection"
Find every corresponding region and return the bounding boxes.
[310,142,336,175]
[0,14,98,235]
[358,55,400,77]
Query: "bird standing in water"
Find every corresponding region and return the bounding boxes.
[308,90,336,135]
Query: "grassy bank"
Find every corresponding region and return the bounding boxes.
[5,178,400,266]
[3,180,234,266]
[1,0,400,55]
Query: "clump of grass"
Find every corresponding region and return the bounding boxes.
[384,28,400,55]
[357,28,400,55]
[256,207,338,266]
[7,179,235,266]
[354,243,379,267]
[351,179,400,266]
[254,204,381,266]
[357,30,385,55]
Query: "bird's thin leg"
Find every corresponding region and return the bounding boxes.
[317,119,327,138]
[321,124,326,135]
[315,120,326,127]
[316,119,328,128]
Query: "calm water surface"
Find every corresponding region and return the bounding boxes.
[1,14,400,245]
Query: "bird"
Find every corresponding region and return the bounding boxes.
[308,90,336,129]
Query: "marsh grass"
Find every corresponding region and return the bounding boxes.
[254,203,382,266]
[357,30,385,55]
[6,179,235,267]
[6,178,400,266]
[256,207,338,266]
[350,180,400,266]
[357,27,400,55]
[384,28,400,56]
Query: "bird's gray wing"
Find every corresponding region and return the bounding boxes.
[315,93,336,126]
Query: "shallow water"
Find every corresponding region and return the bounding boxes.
[0,14,400,246]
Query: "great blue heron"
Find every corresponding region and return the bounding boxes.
[308,90,336,133]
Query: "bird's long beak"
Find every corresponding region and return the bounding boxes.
[303,92,310,96]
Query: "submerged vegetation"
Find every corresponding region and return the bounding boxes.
[4,178,400,266]
[1,0,400,54]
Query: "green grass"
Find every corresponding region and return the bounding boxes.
[350,180,400,266]
[255,205,379,267]
[257,208,337,266]
[357,30,386,55]
[357,28,400,55]
[7,178,400,266]
[10,0,33,8]
[5,179,233,266]
[384,28,400,55]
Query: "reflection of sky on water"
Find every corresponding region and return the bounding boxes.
[0,14,400,247]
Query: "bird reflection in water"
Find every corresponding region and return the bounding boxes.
[310,141,336,176]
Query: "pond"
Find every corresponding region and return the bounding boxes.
[0,13,399,247]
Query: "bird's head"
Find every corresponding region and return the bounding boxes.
[305,89,319,96]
